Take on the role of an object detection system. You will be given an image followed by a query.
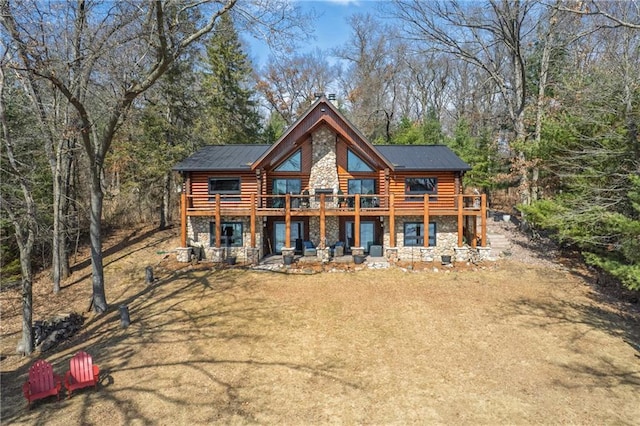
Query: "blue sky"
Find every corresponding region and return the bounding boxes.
[246,0,384,66]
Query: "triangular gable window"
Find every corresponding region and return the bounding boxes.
[275,150,301,172]
[347,149,374,172]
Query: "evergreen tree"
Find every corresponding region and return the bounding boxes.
[262,111,287,144]
[391,117,424,145]
[201,14,263,144]
[447,119,501,192]
[390,111,442,146]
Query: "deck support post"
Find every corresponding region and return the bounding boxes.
[481,194,487,247]
[389,193,395,247]
[320,194,326,248]
[285,194,291,248]
[423,194,430,247]
[180,191,187,247]
[457,194,464,247]
[354,194,361,248]
[250,194,256,248]
[215,194,221,248]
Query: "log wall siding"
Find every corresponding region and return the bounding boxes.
[324,118,386,169]
[389,172,457,209]
[265,137,313,193]
[255,108,326,170]
[190,171,258,209]
[336,138,384,196]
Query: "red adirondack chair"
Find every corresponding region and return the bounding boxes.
[22,359,62,408]
[64,351,100,398]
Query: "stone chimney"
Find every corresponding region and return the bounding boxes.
[308,125,339,201]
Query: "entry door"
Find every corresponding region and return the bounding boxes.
[345,221,375,253]
[274,221,304,254]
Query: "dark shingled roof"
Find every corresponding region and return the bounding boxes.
[173,144,470,172]
[172,145,271,171]
[376,145,471,171]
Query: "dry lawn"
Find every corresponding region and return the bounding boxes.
[1,226,639,425]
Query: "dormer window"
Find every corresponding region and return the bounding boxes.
[275,150,301,172]
[347,149,373,172]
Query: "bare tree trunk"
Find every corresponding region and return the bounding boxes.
[503,0,530,206]
[160,172,171,230]
[532,5,559,203]
[0,65,35,354]
[61,138,74,279]
[10,43,72,294]
[52,149,63,293]
[89,171,107,313]
[19,242,34,354]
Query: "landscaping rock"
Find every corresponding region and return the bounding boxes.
[33,312,84,352]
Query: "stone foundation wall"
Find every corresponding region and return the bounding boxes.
[183,214,491,263]
[383,216,459,261]
[187,216,263,261]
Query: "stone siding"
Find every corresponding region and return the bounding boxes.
[187,216,263,261]
[383,216,459,261]
[308,125,340,208]
[309,216,339,247]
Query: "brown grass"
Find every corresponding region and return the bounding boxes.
[1,226,639,425]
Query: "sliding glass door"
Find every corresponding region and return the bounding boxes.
[345,221,375,253]
[274,221,304,254]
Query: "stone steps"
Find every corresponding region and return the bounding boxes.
[480,215,515,257]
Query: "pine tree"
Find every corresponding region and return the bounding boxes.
[201,14,262,144]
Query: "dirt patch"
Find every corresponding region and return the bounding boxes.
[1,226,639,424]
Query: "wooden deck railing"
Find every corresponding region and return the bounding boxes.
[186,193,484,215]
[180,192,487,249]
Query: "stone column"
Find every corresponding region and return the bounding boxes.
[176,247,192,263]
[477,247,493,261]
[351,247,365,256]
[210,248,225,263]
[246,248,260,265]
[454,247,470,262]
[308,125,340,205]
[317,247,331,262]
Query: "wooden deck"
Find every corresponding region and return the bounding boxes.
[180,193,487,250]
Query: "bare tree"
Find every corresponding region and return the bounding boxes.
[9,21,80,294]
[392,0,538,202]
[335,13,405,142]
[257,49,337,126]
[1,0,307,313]
[0,60,36,354]
[557,0,640,30]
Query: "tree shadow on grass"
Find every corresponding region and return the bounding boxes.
[501,294,640,391]
[62,227,176,290]
[2,268,362,425]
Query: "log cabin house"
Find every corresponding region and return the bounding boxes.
[173,96,489,264]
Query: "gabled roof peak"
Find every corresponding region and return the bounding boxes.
[251,95,395,171]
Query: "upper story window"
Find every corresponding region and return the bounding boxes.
[209,177,240,200]
[275,150,301,172]
[348,178,377,208]
[272,178,301,208]
[348,179,375,195]
[347,149,374,172]
[273,178,301,195]
[405,177,437,201]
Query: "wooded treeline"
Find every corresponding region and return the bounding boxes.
[1,0,638,353]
